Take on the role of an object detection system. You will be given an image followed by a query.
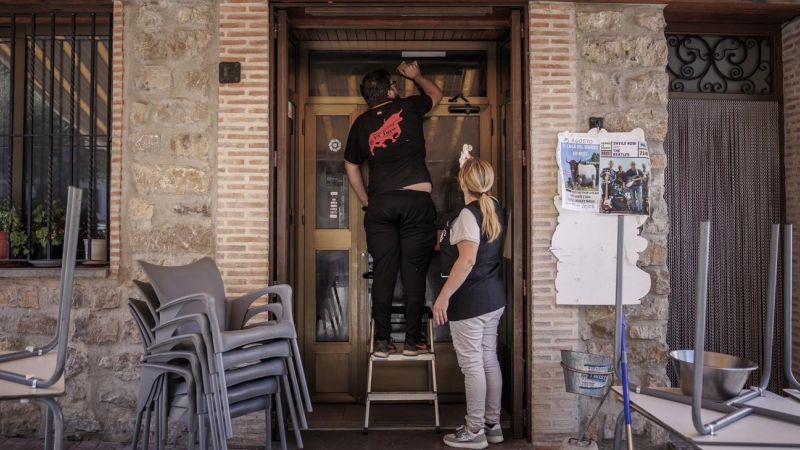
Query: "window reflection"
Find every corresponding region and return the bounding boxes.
[316,250,350,342]
[316,115,350,229]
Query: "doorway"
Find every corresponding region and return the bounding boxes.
[270,5,529,438]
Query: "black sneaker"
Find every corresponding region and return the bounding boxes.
[374,339,391,358]
[402,341,430,356]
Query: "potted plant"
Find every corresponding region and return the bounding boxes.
[0,198,29,259]
[83,227,107,261]
[32,198,66,260]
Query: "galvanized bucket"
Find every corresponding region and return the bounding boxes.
[560,350,613,398]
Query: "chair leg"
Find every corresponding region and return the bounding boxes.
[38,398,64,450]
[275,386,287,450]
[291,338,313,412]
[282,374,303,449]
[265,395,273,450]
[44,400,54,450]
[215,354,234,438]
[286,354,307,430]
[143,406,152,450]
[132,409,144,450]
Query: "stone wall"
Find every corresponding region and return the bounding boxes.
[784,17,800,377]
[528,3,670,447]
[0,0,220,443]
[574,4,670,447]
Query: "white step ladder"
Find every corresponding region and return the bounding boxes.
[363,305,440,434]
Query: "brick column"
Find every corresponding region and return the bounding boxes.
[217,0,271,295]
[110,1,124,274]
[784,18,800,376]
[528,1,581,445]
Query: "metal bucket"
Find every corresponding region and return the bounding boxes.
[560,350,613,398]
[670,350,758,401]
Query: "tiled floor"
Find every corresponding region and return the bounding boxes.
[0,431,539,450]
[0,404,530,450]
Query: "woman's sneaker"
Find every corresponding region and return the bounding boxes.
[373,339,391,358]
[443,425,488,449]
[484,423,504,444]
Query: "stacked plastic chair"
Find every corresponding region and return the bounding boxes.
[128,257,310,450]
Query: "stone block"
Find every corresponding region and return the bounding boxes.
[0,284,39,309]
[129,197,155,221]
[603,108,668,141]
[0,401,41,436]
[135,66,172,93]
[0,335,20,350]
[185,68,210,94]
[17,315,56,335]
[73,314,119,345]
[580,69,621,107]
[130,224,214,254]
[132,163,211,195]
[649,153,667,168]
[635,9,666,32]
[629,324,666,340]
[624,72,669,106]
[98,388,137,409]
[581,36,667,69]
[153,100,211,126]
[173,203,211,217]
[626,295,669,321]
[99,352,141,382]
[134,134,161,154]
[177,5,214,25]
[576,10,624,32]
[93,285,120,311]
[590,319,615,339]
[171,133,209,159]
[121,315,143,346]
[131,102,148,126]
[65,345,88,380]
[66,382,88,403]
[639,236,667,266]
[627,340,669,366]
[136,5,163,29]
[134,30,211,62]
[644,265,670,295]
[65,410,101,436]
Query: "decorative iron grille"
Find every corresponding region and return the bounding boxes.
[666,34,773,95]
[0,13,112,263]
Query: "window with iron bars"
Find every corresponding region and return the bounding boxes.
[0,12,112,264]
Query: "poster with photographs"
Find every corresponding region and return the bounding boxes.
[557,128,650,216]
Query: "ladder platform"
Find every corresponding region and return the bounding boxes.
[371,353,436,362]
[367,391,437,401]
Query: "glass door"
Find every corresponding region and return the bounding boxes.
[302,103,363,403]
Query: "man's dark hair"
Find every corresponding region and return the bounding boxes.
[360,69,392,108]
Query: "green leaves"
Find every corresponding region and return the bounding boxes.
[32,199,66,248]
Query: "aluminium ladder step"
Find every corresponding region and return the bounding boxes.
[370,353,436,362]
[367,391,437,401]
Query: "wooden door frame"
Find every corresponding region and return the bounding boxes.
[269,5,532,440]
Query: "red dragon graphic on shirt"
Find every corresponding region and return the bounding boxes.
[368,109,403,155]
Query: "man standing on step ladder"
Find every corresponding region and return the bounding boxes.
[344,61,443,358]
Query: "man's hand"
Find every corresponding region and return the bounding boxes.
[433,295,449,326]
[397,60,421,80]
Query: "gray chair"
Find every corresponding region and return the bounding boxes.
[0,186,82,450]
[129,279,303,450]
[128,297,291,450]
[136,258,311,432]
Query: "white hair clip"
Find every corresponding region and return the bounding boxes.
[459,143,473,168]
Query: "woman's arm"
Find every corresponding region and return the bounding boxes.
[433,239,479,325]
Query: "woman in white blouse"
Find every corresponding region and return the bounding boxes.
[434,158,507,449]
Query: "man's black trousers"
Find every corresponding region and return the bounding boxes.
[365,190,436,345]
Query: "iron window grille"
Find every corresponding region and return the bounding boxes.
[0,12,112,263]
[666,34,774,95]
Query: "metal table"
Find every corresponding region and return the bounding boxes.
[612,387,800,449]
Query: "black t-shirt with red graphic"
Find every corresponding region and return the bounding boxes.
[344,95,433,196]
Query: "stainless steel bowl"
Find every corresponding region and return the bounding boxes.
[669,350,758,402]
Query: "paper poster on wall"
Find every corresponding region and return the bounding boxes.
[557,128,650,216]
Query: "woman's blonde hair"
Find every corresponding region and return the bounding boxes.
[458,158,501,242]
